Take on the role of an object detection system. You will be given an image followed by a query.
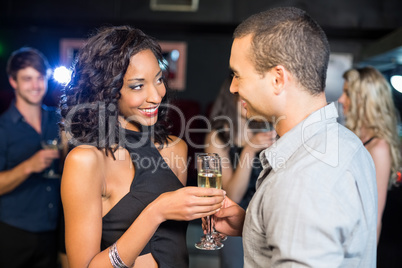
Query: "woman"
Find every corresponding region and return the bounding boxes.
[60,26,224,268]
[338,66,401,242]
[204,76,276,268]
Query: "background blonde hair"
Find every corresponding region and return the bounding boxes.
[343,66,401,186]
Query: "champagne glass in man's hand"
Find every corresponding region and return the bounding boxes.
[40,138,61,178]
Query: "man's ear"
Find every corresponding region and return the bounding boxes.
[271,65,287,95]
[8,76,17,90]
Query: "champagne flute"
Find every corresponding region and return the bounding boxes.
[195,153,224,250]
[40,138,61,179]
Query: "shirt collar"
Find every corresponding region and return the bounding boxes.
[7,101,50,125]
[8,101,23,124]
[260,102,339,172]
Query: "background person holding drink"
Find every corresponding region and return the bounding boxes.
[0,47,62,268]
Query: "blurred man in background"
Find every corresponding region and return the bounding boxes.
[0,47,62,268]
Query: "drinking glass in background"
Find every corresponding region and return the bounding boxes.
[40,138,61,179]
[195,153,224,250]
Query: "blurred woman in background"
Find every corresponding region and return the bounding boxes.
[338,66,401,242]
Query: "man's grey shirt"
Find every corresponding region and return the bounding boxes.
[243,103,377,267]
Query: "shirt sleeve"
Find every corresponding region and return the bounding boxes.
[0,127,7,171]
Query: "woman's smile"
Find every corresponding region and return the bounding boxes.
[138,105,159,117]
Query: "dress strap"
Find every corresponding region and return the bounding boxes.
[363,136,376,146]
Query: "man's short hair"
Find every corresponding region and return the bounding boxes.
[234,7,330,95]
[6,47,50,80]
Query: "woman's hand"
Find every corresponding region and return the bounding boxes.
[151,186,226,223]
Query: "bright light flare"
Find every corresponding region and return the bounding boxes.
[171,49,180,61]
[53,66,72,85]
[391,75,402,93]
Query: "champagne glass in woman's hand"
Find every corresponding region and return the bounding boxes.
[195,153,224,250]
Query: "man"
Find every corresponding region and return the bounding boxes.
[0,47,62,267]
[214,7,377,267]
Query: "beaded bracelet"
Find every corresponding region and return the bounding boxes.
[108,242,132,268]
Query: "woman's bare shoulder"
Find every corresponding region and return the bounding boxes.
[64,145,107,171]
[369,138,390,152]
[62,145,106,192]
[66,145,101,160]
[367,137,391,161]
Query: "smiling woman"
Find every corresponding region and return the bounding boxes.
[118,50,166,130]
[59,26,225,268]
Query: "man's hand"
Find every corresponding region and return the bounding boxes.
[212,196,246,237]
[27,149,59,173]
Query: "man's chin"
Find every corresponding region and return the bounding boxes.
[23,100,43,106]
[246,112,261,121]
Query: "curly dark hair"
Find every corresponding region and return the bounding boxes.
[60,25,171,155]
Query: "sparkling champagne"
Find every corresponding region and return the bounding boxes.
[42,144,59,150]
[198,172,222,189]
[41,139,60,150]
[195,153,224,250]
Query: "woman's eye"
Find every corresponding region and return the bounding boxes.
[130,84,142,90]
[157,76,164,84]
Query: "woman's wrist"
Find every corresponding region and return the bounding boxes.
[145,194,167,224]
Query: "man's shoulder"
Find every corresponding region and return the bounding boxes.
[42,104,58,112]
[42,104,59,116]
[273,122,372,188]
[337,124,373,165]
[0,107,14,128]
[337,123,361,144]
[42,104,61,122]
[319,121,364,158]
